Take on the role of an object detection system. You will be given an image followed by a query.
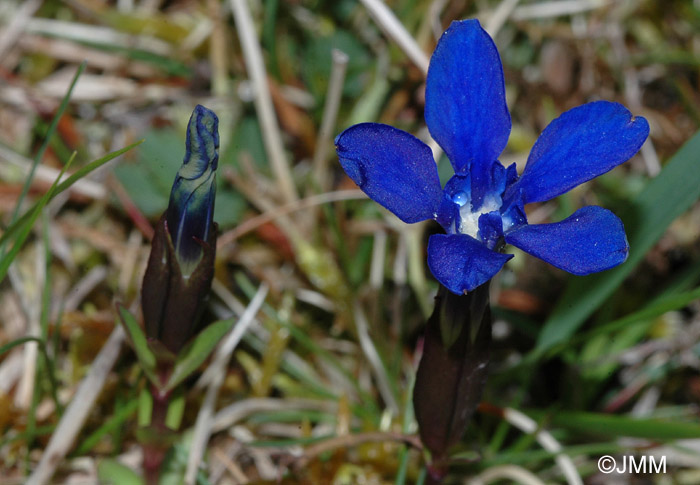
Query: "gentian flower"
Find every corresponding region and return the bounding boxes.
[335,19,649,295]
[142,105,219,354]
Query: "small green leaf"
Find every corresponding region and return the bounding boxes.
[138,387,152,428]
[165,318,235,391]
[225,116,267,169]
[113,129,181,218]
[165,388,185,430]
[117,304,158,386]
[97,459,145,485]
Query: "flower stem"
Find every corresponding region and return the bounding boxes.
[143,387,171,485]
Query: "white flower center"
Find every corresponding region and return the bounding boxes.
[452,191,502,239]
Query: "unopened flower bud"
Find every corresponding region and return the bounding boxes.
[141,105,219,354]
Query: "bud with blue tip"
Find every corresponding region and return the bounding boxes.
[141,105,219,354]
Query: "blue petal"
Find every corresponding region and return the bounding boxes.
[427,233,513,294]
[514,101,649,204]
[500,188,527,231]
[425,19,511,176]
[472,160,507,211]
[505,162,518,186]
[505,206,629,275]
[335,123,442,224]
[435,197,460,234]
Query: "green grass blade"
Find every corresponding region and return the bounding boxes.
[578,285,700,343]
[529,410,700,440]
[477,442,625,467]
[7,61,86,229]
[72,398,139,456]
[0,425,55,450]
[40,211,63,416]
[0,140,143,251]
[536,131,700,353]
[0,153,75,282]
[0,336,43,357]
[235,272,379,416]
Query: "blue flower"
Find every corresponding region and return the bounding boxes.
[335,20,649,295]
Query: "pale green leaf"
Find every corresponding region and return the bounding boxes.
[117,305,158,386]
[165,318,235,391]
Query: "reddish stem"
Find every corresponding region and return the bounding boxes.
[425,456,448,485]
[143,387,171,485]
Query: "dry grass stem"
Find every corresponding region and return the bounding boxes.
[511,0,610,20]
[230,0,298,204]
[484,0,522,38]
[369,230,387,289]
[467,465,547,485]
[37,70,185,102]
[24,18,172,55]
[213,397,338,433]
[207,0,229,97]
[0,0,42,63]
[359,0,430,75]
[353,300,399,414]
[184,284,269,485]
[211,446,249,484]
[17,35,159,78]
[607,22,661,176]
[118,230,143,295]
[503,408,583,485]
[0,350,24,394]
[312,49,349,193]
[62,265,108,312]
[224,168,301,242]
[293,431,422,470]
[217,189,365,247]
[8,255,42,410]
[0,145,106,200]
[26,326,126,485]
[230,426,277,480]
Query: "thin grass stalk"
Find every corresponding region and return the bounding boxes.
[26,326,125,485]
[312,48,349,193]
[3,62,86,252]
[0,141,143,251]
[184,283,269,485]
[484,0,521,37]
[0,0,42,61]
[230,0,298,204]
[359,0,430,75]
